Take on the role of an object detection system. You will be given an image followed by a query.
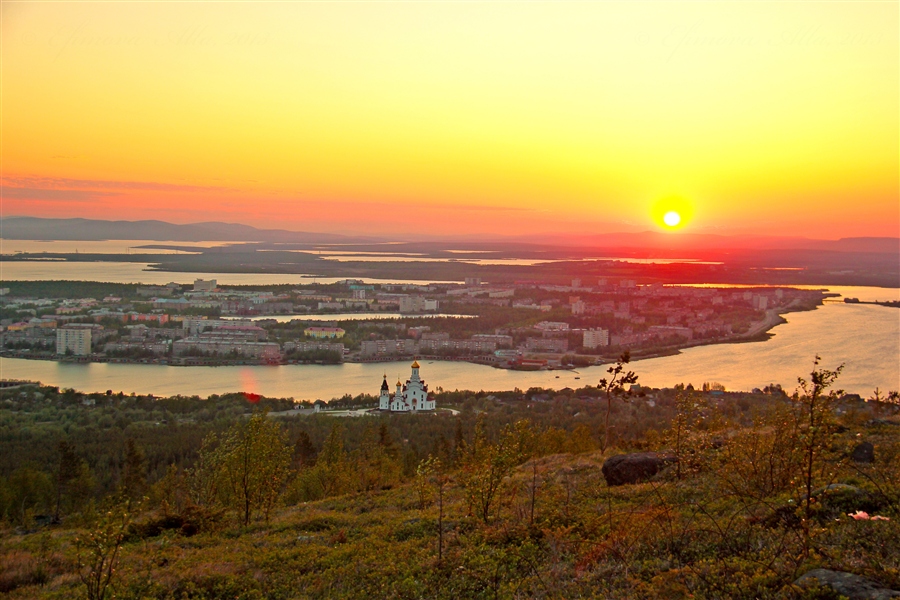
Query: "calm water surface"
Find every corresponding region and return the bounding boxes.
[223,313,473,323]
[0,261,460,285]
[1,301,896,398]
[0,239,236,255]
[3,239,724,267]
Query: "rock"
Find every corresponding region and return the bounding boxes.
[794,569,900,599]
[763,484,887,526]
[601,452,675,486]
[811,483,865,497]
[866,419,900,428]
[809,484,882,518]
[852,441,876,463]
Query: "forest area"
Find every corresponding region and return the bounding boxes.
[0,359,898,599]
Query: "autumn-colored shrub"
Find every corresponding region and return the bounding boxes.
[0,550,48,593]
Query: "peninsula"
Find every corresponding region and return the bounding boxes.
[1,277,828,370]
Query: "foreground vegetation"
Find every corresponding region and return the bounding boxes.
[1,359,898,599]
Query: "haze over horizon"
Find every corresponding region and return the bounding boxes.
[4,216,900,251]
[1,2,898,239]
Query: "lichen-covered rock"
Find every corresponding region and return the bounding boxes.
[601,452,674,486]
[852,441,876,463]
[865,419,900,428]
[794,569,900,599]
[811,484,883,518]
[811,483,865,498]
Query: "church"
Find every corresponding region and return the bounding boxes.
[379,361,436,412]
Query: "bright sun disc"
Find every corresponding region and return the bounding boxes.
[663,211,681,227]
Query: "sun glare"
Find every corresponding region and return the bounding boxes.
[651,195,693,230]
[663,211,681,228]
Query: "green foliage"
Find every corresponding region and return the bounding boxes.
[287,422,353,503]
[195,412,293,525]
[149,464,190,517]
[2,281,137,300]
[3,364,900,599]
[598,351,639,451]
[2,464,53,527]
[53,440,95,521]
[457,417,533,523]
[121,439,148,500]
[415,455,440,510]
[355,424,402,492]
[717,404,805,499]
[662,390,720,479]
[794,357,845,554]
[286,422,404,504]
[76,494,137,600]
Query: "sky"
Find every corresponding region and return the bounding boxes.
[1,2,897,239]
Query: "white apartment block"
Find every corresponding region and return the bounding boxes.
[399,296,439,313]
[752,295,768,310]
[583,328,610,349]
[56,328,92,355]
[193,278,217,292]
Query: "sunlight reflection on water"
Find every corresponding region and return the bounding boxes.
[1,303,895,398]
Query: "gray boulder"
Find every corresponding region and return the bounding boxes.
[852,441,876,463]
[601,452,675,486]
[809,484,882,518]
[866,419,900,428]
[811,483,865,497]
[794,569,900,599]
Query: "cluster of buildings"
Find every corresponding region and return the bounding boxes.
[359,329,515,359]
[173,321,280,360]
[1,276,819,370]
[379,279,807,367]
[293,282,440,311]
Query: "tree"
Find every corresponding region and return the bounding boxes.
[377,423,399,460]
[76,494,137,600]
[795,356,843,554]
[452,418,465,465]
[317,422,351,496]
[121,439,147,500]
[597,352,638,451]
[415,455,451,561]
[663,390,714,480]
[54,440,94,522]
[150,464,190,517]
[208,412,293,525]
[292,431,318,469]
[356,424,401,492]
[458,417,532,523]
[869,388,900,416]
[5,464,53,527]
[431,433,453,465]
[188,433,222,509]
[288,422,353,503]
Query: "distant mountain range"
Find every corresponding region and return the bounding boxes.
[1,216,897,254]
[527,231,900,254]
[0,217,371,244]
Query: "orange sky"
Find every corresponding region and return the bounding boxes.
[1,2,897,238]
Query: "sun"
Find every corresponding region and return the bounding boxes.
[651,195,693,230]
[663,211,681,227]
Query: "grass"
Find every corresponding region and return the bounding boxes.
[1,414,898,599]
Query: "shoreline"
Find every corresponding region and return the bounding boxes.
[0,300,814,371]
[3,256,899,289]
